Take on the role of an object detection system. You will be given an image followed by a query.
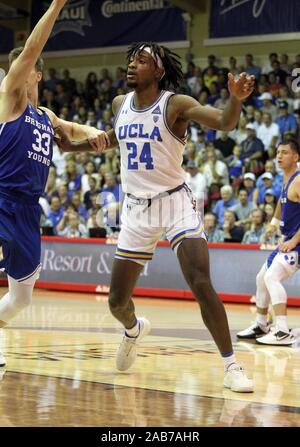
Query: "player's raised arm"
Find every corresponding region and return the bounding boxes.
[175,72,255,131]
[1,0,67,95]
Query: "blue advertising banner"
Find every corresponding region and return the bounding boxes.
[31,0,187,52]
[0,26,14,54]
[210,0,300,39]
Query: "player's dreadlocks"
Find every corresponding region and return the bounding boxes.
[127,42,183,91]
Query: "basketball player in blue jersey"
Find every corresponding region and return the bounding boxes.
[0,0,108,368]
[238,138,300,346]
[55,43,255,392]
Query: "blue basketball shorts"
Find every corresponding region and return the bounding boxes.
[0,196,41,281]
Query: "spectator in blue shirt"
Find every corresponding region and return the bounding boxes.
[71,191,89,221]
[47,196,64,230]
[213,185,239,226]
[255,160,283,191]
[244,54,261,79]
[253,172,281,205]
[228,145,243,181]
[275,101,298,137]
[242,209,266,244]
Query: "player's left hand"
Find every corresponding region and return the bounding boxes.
[228,72,255,101]
[87,129,110,152]
[279,239,297,252]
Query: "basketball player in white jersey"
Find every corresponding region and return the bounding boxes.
[56,43,255,392]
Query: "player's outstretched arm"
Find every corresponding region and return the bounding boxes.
[3,1,67,95]
[41,106,111,151]
[175,72,255,131]
[54,126,117,153]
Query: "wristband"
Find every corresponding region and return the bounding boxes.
[270,217,280,228]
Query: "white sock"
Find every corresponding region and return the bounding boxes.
[222,352,237,371]
[256,313,268,328]
[275,315,289,333]
[125,321,140,338]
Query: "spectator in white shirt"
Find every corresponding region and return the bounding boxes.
[185,160,207,206]
[203,146,229,189]
[259,92,277,121]
[257,112,280,150]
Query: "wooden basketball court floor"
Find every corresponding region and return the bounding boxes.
[0,287,299,427]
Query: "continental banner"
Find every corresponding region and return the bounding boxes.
[31,0,187,52]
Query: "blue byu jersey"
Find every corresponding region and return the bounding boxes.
[280,171,300,240]
[0,104,54,202]
[267,171,300,268]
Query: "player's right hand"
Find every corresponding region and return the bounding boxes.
[54,125,71,153]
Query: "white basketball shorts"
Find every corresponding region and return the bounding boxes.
[115,185,206,265]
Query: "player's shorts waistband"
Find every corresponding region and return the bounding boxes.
[126,183,190,208]
[0,188,40,205]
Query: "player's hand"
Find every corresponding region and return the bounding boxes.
[54,125,71,153]
[279,239,297,252]
[228,72,255,100]
[87,129,110,153]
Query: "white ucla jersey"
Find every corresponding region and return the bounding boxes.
[114,90,187,198]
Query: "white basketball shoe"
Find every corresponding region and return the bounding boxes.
[224,363,254,393]
[116,317,151,371]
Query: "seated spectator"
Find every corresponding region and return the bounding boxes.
[213,131,236,159]
[57,182,71,208]
[207,81,220,106]
[87,209,107,238]
[227,145,243,181]
[81,160,99,194]
[254,110,263,133]
[47,196,65,230]
[222,210,244,243]
[203,146,229,190]
[214,87,229,110]
[242,209,266,244]
[203,54,219,77]
[277,85,294,112]
[229,115,248,144]
[228,56,240,76]
[269,60,288,85]
[244,53,261,79]
[258,92,277,121]
[253,172,281,205]
[229,188,257,226]
[57,211,88,238]
[204,212,224,242]
[203,67,218,89]
[71,191,89,221]
[241,123,264,173]
[256,159,283,189]
[64,160,82,194]
[276,100,298,137]
[185,160,207,207]
[101,173,121,207]
[257,112,280,152]
[241,172,256,201]
[263,188,278,207]
[84,177,100,210]
[213,185,238,226]
[263,202,276,224]
[262,52,278,75]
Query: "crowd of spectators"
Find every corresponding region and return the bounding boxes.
[39,52,300,245]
